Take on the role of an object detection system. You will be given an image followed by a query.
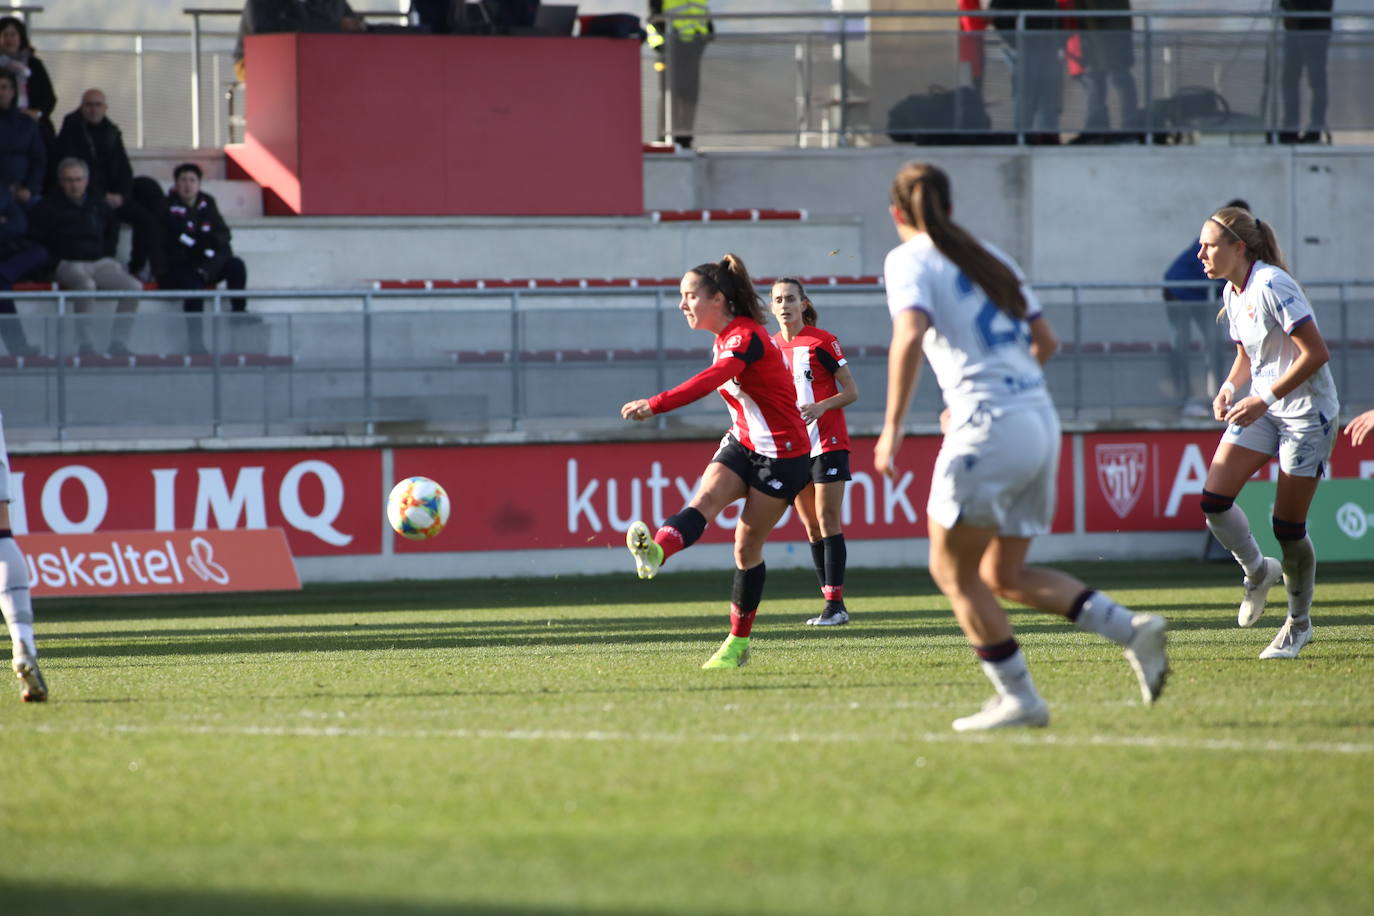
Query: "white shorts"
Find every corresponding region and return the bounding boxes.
[1221,409,1337,478]
[927,401,1060,537]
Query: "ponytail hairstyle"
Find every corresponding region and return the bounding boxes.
[690,253,766,324]
[772,277,819,326]
[1207,206,1290,275]
[889,161,1028,320]
[1208,206,1293,319]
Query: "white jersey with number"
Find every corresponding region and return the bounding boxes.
[884,233,1051,414]
[1223,260,1339,421]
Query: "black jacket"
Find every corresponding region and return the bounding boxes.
[54,112,134,199]
[165,190,234,277]
[28,191,113,263]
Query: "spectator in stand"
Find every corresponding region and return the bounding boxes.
[989,0,1064,143]
[29,157,143,357]
[54,89,168,282]
[1278,0,1333,144]
[647,0,713,150]
[0,17,56,179]
[0,184,47,356]
[959,0,989,101]
[1163,197,1251,418]
[0,69,43,209]
[161,162,251,355]
[234,1,365,83]
[1068,0,1140,143]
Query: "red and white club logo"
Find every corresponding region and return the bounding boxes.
[1095,443,1147,519]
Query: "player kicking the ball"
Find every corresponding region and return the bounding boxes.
[621,254,811,669]
[874,162,1167,731]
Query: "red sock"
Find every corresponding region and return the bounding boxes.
[821,585,844,602]
[654,526,685,563]
[730,603,756,638]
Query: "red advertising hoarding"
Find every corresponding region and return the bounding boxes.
[6,430,1369,561]
[19,529,301,597]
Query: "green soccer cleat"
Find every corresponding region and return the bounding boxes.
[626,520,664,580]
[702,635,750,669]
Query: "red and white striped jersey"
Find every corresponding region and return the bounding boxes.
[773,325,851,455]
[649,316,809,458]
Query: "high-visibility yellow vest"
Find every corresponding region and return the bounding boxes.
[647,0,711,49]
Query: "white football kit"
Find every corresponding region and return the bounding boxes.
[1221,261,1339,477]
[885,234,1059,535]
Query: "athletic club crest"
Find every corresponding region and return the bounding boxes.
[1095,443,1147,519]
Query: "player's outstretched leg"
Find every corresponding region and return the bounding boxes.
[625,520,663,580]
[1238,557,1283,628]
[2,533,44,702]
[1123,614,1169,704]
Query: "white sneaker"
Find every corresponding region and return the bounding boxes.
[806,607,849,626]
[1123,613,1169,704]
[1259,618,1312,659]
[625,520,663,580]
[1238,557,1284,627]
[12,655,47,703]
[952,693,1050,732]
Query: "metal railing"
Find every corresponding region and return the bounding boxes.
[9,7,1372,151]
[658,8,1374,148]
[2,281,1370,445]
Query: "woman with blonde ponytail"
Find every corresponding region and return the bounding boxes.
[621,254,812,669]
[1197,205,1338,660]
[876,161,1168,731]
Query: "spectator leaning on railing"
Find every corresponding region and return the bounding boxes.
[160,162,252,356]
[54,89,169,283]
[0,69,44,209]
[28,157,143,357]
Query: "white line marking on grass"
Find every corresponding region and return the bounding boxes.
[4,721,1372,755]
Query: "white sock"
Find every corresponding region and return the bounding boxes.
[1279,535,1315,626]
[0,535,36,659]
[979,648,1040,703]
[1072,590,1136,645]
[1205,505,1264,579]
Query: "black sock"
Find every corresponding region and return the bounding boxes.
[809,540,826,589]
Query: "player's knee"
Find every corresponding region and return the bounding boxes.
[1272,516,1307,542]
[1199,489,1234,516]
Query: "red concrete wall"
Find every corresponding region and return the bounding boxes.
[229,33,643,216]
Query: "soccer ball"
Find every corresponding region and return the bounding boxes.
[386,476,451,540]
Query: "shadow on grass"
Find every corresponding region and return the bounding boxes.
[38,609,977,661]
[0,881,668,916]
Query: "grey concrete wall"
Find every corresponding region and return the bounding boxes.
[651,145,1374,284]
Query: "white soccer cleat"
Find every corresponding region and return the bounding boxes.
[1259,617,1312,660]
[952,693,1050,732]
[625,520,663,580]
[1237,557,1283,627]
[1123,613,1169,705]
[806,607,849,626]
[12,655,48,703]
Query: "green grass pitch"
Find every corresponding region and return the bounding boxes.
[2,559,1372,915]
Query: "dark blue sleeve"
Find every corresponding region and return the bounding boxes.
[1163,243,1212,301]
